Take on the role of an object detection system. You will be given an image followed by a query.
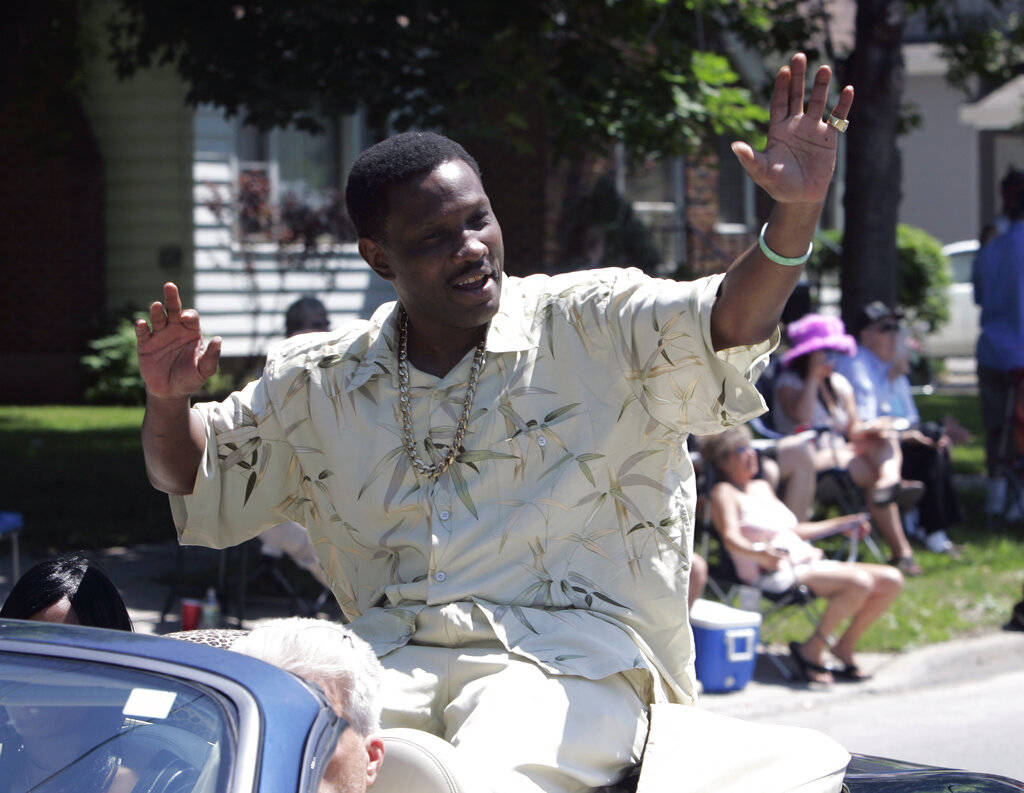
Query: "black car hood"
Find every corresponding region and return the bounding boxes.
[845,754,1024,792]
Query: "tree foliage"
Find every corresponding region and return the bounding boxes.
[805,223,952,332]
[918,0,1024,99]
[895,223,953,332]
[106,0,828,159]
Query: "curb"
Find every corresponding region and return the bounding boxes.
[701,630,1024,720]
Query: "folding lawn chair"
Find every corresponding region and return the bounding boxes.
[749,361,886,563]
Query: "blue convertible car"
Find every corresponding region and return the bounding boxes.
[0,620,342,793]
[0,620,1021,793]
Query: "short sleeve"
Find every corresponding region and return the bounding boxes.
[170,377,298,550]
[601,270,778,435]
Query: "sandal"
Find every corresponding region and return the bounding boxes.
[788,641,833,684]
[833,661,872,682]
[890,555,922,576]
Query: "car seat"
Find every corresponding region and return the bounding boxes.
[375,728,493,793]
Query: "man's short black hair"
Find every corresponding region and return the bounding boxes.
[285,295,329,337]
[345,131,482,242]
[1001,167,1024,220]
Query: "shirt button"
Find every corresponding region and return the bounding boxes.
[439,510,451,521]
[537,437,547,447]
[434,571,447,583]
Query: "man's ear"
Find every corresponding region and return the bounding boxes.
[359,238,395,281]
[364,735,385,786]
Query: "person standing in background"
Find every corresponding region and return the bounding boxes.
[835,303,964,556]
[973,169,1024,517]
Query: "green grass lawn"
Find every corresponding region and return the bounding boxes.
[0,405,175,551]
[2,398,1022,652]
[761,526,1024,653]
[915,392,987,475]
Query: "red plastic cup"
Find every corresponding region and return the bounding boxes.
[180,599,202,631]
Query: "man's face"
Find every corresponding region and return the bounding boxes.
[319,723,384,793]
[861,318,900,363]
[359,159,504,338]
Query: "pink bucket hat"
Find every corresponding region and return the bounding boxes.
[782,313,857,365]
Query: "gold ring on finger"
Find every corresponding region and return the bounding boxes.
[826,114,849,133]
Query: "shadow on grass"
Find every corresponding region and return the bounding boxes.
[0,407,172,551]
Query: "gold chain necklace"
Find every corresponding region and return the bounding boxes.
[397,307,487,479]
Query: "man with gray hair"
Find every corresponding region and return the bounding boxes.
[232,617,385,793]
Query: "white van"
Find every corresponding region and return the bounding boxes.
[922,239,980,359]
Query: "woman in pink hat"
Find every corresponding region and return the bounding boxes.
[772,314,922,576]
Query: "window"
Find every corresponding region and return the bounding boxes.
[716,137,753,230]
[235,118,342,242]
[0,652,235,793]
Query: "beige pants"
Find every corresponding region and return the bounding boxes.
[378,606,649,793]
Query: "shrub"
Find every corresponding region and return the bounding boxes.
[80,318,146,405]
[896,223,953,332]
[804,224,952,332]
[81,317,238,404]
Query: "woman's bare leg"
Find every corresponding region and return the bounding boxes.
[845,449,915,561]
[856,434,903,489]
[776,435,817,520]
[688,552,708,609]
[795,562,874,668]
[831,564,904,666]
[868,501,914,560]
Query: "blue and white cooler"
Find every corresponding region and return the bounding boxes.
[690,598,762,692]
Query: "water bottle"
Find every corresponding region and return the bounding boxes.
[199,587,221,628]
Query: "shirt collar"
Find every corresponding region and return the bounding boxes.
[344,303,399,393]
[485,275,538,353]
[343,276,536,392]
[858,346,891,380]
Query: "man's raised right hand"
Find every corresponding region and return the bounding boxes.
[136,282,221,400]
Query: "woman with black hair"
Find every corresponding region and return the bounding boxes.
[0,554,136,793]
[0,552,133,630]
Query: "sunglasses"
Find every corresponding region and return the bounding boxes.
[877,321,900,333]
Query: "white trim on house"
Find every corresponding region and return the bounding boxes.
[192,105,392,359]
[960,75,1024,130]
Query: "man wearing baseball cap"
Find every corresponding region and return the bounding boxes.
[836,302,964,557]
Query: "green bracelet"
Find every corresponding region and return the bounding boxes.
[758,222,813,267]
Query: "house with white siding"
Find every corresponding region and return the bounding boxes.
[77,4,393,370]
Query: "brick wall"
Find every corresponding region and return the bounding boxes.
[685,152,756,275]
[0,94,105,403]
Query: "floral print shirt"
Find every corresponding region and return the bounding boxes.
[171,268,775,705]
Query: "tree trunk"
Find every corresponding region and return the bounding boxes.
[840,0,906,328]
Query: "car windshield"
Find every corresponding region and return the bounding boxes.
[0,651,234,793]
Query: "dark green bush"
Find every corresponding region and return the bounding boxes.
[804,224,952,332]
[81,317,238,404]
[896,223,952,332]
[80,319,146,405]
